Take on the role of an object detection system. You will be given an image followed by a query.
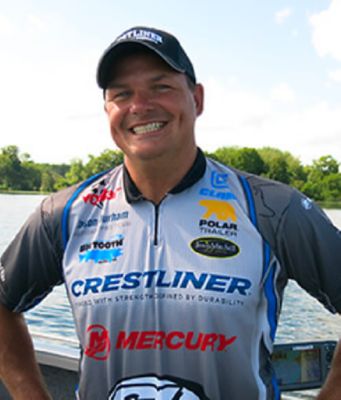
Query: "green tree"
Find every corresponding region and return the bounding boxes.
[208,147,240,166]
[0,145,24,189]
[21,161,42,191]
[209,147,267,175]
[301,156,341,201]
[40,171,56,193]
[84,149,123,177]
[321,174,341,201]
[234,148,267,175]
[55,159,86,189]
[258,147,300,185]
[311,155,339,176]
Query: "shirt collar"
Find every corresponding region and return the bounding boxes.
[123,147,206,204]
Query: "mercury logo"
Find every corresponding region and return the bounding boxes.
[84,324,111,360]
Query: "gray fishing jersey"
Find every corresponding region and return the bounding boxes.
[1,149,341,399]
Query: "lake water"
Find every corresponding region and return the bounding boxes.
[1,193,340,399]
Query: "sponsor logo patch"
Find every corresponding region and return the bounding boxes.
[199,199,238,237]
[108,375,211,400]
[116,330,236,352]
[83,179,122,208]
[199,199,237,222]
[301,197,313,210]
[191,237,240,258]
[84,324,111,360]
[117,28,163,45]
[71,270,251,297]
[79,235,124,263]
[77,211,129,230]
[211,171,229,189]
[199,188,237,201]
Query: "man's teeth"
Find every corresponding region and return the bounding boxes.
[132,122,164,135]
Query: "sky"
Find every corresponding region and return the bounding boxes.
[0,0,340,166]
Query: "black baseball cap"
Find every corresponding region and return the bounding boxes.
[96,26,196,89]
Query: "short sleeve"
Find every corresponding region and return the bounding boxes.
[276,191,341,313]
[0,196,65,312]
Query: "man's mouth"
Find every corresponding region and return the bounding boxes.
[131,122,166,135]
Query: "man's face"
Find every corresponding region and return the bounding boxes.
[104,50,203,165]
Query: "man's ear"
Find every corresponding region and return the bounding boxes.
[193,83,204,116]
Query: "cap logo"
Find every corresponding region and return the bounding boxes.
[116,29,163,45]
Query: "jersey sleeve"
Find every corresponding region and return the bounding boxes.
[241,171,341,314]
[275,190,341,313]
[0,194,66,313]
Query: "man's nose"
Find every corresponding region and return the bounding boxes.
[129,91,153,114]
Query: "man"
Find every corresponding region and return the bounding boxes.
[0,26,340,400]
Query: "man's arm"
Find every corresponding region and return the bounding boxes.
[0,304,51,400]
[317,339,341,400]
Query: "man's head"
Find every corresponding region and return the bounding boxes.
[96,26,196,90]
[97,27,204,169]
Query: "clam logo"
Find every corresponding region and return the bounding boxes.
[191,237,240,258]
[211,171,229,189]
[108,375,210,400]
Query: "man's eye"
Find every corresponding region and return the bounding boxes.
[114,91,131,100]
[154,84,171,91]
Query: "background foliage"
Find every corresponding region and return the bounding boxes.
[0,145,340,202]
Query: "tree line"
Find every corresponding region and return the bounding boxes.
[0,145,340,202]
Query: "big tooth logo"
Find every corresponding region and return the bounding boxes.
[199,199,237,222]
[79,235,124,263]
[191,237,240,258]
[85,324,111,360]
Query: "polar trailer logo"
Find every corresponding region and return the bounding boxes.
[108,375,210,400]
[190,237,239,258]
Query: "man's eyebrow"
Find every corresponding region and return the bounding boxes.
[150,73,171,82]
[106,82,128,90]
[107,73,172,89]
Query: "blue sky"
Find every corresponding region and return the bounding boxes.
[0,0,340,165]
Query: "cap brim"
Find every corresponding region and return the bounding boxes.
[96,41,186,89]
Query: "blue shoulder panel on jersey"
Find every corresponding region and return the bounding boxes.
[61,170,111,249]
[239,176,278,333]
[238,176,258,227]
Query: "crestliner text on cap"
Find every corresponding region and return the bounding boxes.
[96,26,196,89]
[116,28,163,45]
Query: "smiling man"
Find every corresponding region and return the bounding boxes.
[101,45,203,204]
[0,26,341,400]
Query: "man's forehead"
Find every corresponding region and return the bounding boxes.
[106,51,182,84]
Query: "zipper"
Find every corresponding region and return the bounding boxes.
[154,203,160,246]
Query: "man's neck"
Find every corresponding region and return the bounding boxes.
[124,147,197,204]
